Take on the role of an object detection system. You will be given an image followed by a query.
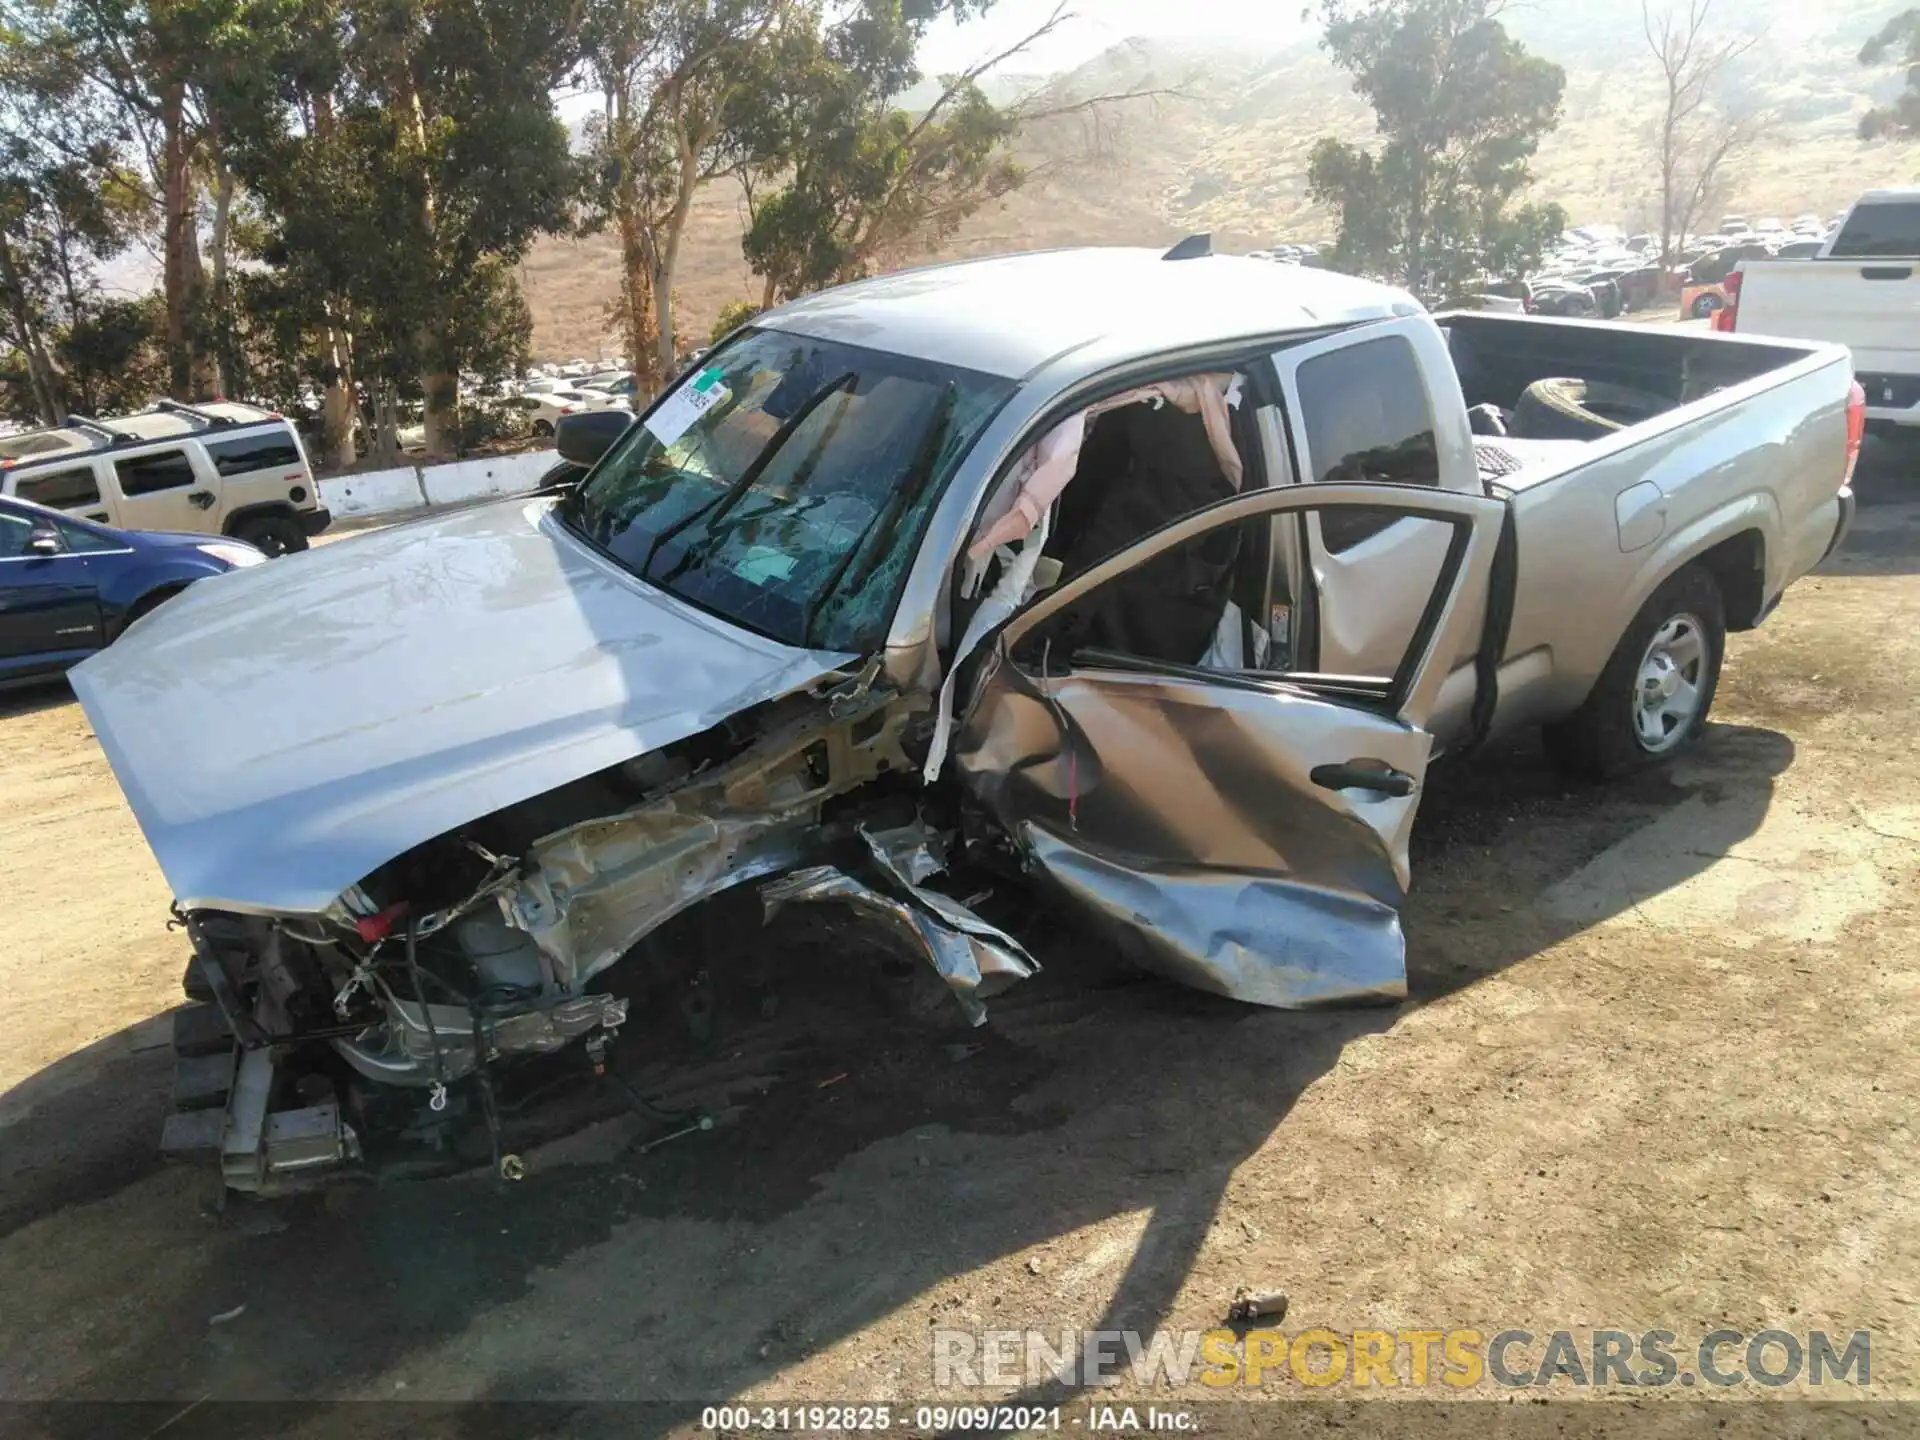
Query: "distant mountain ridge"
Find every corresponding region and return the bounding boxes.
[524,0,1920,358]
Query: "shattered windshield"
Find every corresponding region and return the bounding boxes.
[560,329,1013,651]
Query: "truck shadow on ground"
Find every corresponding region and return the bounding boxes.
[0,720,1796,1429]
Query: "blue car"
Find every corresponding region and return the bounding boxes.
[0,494,264,689]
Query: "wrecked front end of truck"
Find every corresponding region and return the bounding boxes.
[72,327,1036,1191]
[173,671,1033,1193]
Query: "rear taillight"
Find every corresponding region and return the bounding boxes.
[1844,380,1866,485]
[1712,270,1743,331]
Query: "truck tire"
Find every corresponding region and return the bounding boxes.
[233,512,309,557]
[1691,293,1723,319]
[1542,565,1725,781]
[1510,378,1668,440]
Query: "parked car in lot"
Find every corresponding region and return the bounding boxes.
[0,401,328,556]
[72,245,1858,1192]
[1717,188,1920,439]
[1679,242,1772,318]
[511,387,624,436]
[1526,277,1600,316]
[0,494,262,688]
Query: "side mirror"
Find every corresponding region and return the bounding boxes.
[555,409,630,468]
[27,527,61,556]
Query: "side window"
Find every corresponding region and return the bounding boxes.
[12,464,102,511]
[1019,507,1459,683]
[115,449,197,496]
[55,519,122,553]
[1296,336,1439,553]
[0,508,38,559]
[204,429,300,478]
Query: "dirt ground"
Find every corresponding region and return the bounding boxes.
[1,448,1918,1435]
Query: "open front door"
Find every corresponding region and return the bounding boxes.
[953,482,1505,1008]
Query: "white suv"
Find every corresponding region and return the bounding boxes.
[0,401,328,555]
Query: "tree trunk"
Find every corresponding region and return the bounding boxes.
[651,164,700,379]
[372,382,401,464]
[0,233,63,425]
[210,160,236,397]
[321,311,359,470]
[420,351,459,458]
[160,78,209,399]
[610,85,661,397]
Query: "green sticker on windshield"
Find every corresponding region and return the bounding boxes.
[644,368,733,445]
[734,546,797,584]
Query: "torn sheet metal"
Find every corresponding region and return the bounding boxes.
[502,690,926,990]
[953,651,1423,1010]
[1016,823,1405,1008]
[761,824,1038,1025]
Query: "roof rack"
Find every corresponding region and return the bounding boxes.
[151,398,243,428]
[1,402,256,471]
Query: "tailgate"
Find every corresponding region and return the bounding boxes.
[1739,261,1920,376]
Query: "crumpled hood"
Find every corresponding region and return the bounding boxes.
[72,498,852,914]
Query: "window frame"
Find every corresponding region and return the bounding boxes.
[113,447,200,498]
[203,427,302,479]
[1287,329,1445,555]
[9,461,103,511]
[992,482,1504,729]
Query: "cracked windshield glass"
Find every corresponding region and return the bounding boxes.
[562,330,1012,651]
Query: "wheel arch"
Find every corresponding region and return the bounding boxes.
[110,580,192,640]
[221,500,300,537]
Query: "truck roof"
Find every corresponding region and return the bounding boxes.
[763,246,1422,379]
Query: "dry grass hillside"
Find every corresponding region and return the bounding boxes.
[524,0,1920,360]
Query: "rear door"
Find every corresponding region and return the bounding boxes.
[1265,322,1480,685]
[111,446,216,534]
[953,483,1505,1009]
[0,501,104,674]
[201,426,309,525]
[6,458,114,525]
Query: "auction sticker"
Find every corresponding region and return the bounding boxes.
[645,367,731,445]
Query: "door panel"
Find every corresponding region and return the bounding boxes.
[954,483,1504,1009]
[6,460,113,524]
[111,448,210,533]
[0,511,103,667]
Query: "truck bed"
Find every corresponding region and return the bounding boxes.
[1426,312,1854,742]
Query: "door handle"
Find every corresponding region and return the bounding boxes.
[188,490,216,509]
[1310,761,1417,797]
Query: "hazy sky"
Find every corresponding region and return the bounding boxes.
[916,0,1311,76]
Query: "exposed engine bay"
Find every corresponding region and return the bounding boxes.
[172,670,1037,1194]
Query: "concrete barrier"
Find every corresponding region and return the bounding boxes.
[317,466,426,518]
[316,448,557,520]
[419,450,555,507]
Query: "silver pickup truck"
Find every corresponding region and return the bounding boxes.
[70,246,1858,1189]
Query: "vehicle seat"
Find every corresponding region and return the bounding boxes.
[1049,402,1240,664]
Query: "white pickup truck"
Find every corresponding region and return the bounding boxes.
[71,247,1861,1191]
[1720,187,1920,436]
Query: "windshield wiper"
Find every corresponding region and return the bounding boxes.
[800,381,957,646]
[636,370,856,583]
